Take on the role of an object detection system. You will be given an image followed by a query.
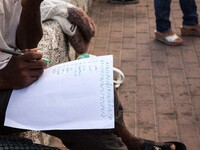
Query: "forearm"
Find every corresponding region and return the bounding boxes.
[16,0,43,49]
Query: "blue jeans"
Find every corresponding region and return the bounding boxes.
[154,0,199,32]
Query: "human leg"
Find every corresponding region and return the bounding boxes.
[45,89,128,150]
[154,0,171,32]
[154,0,183,45]
[0,89,12,134]
[46,90,186,150]
[45,130,128,150]
[179,0,199,26]
[0,88,127,149]
[108,90,186,150]
[0,89,186,150]
[0,90,58,149]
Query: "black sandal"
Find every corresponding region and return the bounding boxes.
[142,140,187,150]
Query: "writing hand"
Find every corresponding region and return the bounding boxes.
[0,50,47,89]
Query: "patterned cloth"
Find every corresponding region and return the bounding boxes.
[40,0,95,55]
[40,0,77,36]
[38,20,71,68]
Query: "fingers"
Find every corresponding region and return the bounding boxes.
[0,47,47,89]
[19,48,47,69]
[12,53,47,72]
[29,68,44,77]
[21,50,43,61]
[12,67,45,89]
[27,59,47,69]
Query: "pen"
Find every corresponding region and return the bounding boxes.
[0,48,23,55]
[0,48,51,63]
[41,58,51,63]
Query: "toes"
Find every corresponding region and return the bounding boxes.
[174,37,183,44]
[170,144,176,150]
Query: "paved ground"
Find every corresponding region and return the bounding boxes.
[88,0,200,149]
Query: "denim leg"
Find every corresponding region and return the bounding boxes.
[179,0,199,25]
[154,0,172,32]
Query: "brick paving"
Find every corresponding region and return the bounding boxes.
[88,0,200,149]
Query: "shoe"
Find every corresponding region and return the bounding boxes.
[141,140,187,150]
[180,25,200,37]
[154,30,183,46]
[108,0,139,4]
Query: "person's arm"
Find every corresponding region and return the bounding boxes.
[0,51,47,89]
[16,0,44,49]
[0,0,47,89]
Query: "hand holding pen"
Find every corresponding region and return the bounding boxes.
[0,48,50,63]
[0,48,49,89]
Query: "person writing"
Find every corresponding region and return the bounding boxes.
[0,0,186,149]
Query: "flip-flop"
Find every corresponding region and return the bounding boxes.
[142,140,187,150]
[166,141,187,150]
[108,0,139,4]
[154,30,183,46]
[180,26,200,37]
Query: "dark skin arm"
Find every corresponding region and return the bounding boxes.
[0,0,46,89]
[16,0,44,49]
[0,51,47,89]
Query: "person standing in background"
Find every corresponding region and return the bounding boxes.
[154,0,200,46]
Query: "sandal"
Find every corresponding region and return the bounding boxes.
[154,30,183,46]
[180,25,200,37]
[141,140,187,150]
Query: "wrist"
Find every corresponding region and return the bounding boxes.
[21,0,44,9]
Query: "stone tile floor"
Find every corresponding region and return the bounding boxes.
[88,0,200,149]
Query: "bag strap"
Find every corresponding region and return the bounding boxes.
[113,67,125,88]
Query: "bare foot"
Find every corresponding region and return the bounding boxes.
[155,142,176,150]
[170,144,176,150]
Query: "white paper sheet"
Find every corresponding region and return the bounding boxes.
[4,55,114,130]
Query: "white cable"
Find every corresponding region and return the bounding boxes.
[113,67,125,88]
